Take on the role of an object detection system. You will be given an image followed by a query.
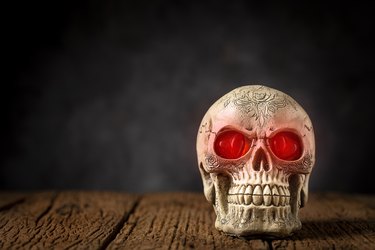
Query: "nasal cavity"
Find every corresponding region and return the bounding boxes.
[252,148,270,171]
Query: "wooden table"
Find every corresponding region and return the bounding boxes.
[0,192,374,249]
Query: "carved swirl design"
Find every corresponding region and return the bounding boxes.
[205,155,220,168]
[205,155,245,172]
[284,154,314,173]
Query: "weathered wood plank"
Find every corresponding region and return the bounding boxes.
[0,191,56,248]
[271,193,375,250]
[108,193,269,250]
[0,192,374,249]
[0,191,139,249]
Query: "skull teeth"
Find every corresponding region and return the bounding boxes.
[228,184,290,206]
[252,185,263,205]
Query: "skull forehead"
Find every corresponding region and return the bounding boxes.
[209,85,310,133]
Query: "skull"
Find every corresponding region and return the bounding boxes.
[196,85,315,237]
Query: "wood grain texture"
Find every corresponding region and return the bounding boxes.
[0,192,374,249]
[108,193,268,250]
[0,191,139,249]
[271,193,375,250]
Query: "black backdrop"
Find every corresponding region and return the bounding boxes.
[2,1,375,193]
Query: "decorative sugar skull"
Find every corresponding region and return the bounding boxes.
[196,85,315,237]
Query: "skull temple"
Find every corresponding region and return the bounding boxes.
[196,85,315,237]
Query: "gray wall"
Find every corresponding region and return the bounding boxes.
[2,1,374,193]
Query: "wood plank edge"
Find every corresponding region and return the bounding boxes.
[99,195,142,250]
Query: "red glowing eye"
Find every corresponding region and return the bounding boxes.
[269,131,302,161]
[214,130,250,159]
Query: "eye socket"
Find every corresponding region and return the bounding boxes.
[269,131,302,161]
[214,130,250,159]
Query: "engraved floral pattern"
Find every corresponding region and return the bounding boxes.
[284,154,314,173]
[234,91,288,126]
[205,155,220,168]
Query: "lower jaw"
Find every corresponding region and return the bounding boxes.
[215,204,301,237]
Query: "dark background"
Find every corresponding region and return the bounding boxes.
[2,1,375,193]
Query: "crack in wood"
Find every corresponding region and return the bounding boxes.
[35,192,59,225]
[15,193,59,248]
[182,209,191,248]
[99,196,141,250]
[168,209,181,249]
[0,198,25,212]
[64,239,83,249]
[121,217,139,244]
[146,216,156,236]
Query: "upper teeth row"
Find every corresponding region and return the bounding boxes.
[227,184,290,206]
[229,184,290,196]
